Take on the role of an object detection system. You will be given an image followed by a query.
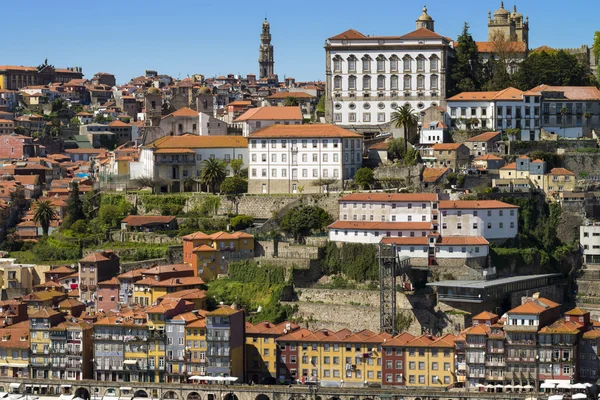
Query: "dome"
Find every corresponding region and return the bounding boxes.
[417,5,433,21]
[494,1,510,16]
[147,87,160,95]
[199,86,211,95]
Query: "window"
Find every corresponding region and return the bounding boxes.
[404,75,411,90]
[430,57,438,71]
[417,75,424,90]
[363,113,371,122]
[377,75,385,90]
[334,76,342,90]
[348,58,356,72]
[391,75,398,90]
[362,75,371,90]
[333,58,341,72]
[417,57,424,71]
[362,57,371,72]
[430,75,438,89]
[348,75,356,91]
[390,57,398,72]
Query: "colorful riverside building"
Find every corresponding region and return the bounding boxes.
[206,306,245,379]
[245,321,300,384]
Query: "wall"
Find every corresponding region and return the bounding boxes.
[374,164,424,187]
[509,281,566,308]
[109,231,181,245]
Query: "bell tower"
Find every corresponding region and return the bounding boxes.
[258,18,274,79]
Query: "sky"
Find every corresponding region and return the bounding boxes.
[3,0,599,84]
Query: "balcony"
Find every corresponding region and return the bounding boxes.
[485,360,506,367]
[504,325,538,333]
[507,339,536,345]
[486,375,504,381]
[467,372,485,378]
[466,342,486,348]
[457,362,466,371]
[487,348,504,353]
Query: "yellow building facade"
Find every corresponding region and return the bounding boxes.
[404,334,456,388]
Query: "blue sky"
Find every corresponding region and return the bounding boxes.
[3,0,598,84]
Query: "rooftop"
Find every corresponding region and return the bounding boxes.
[427,273,562,289]
[249,124,362,139]
[234,106,302,122]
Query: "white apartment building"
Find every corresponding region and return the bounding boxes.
[234,106,303,137]
[157,106,227,137]
[328,193,517,264]
[438,200,519,240]
[580,224,600,264]
[446,87,541,141]
[130,135,248,192]
[324,6,454,134]
[247,124,363,194]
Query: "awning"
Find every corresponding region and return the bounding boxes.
[189,376,202,380]
[514,385,523,389]
[504,385,513,389]
[103,396,119,400]
[476,384,485,388]
[494,384,503,389]
[0,393,7,399]
[9,384,21,389]
[60,395,73,400]
[549,396,563,400]
[573,394,587,400]
[123,360,137,365]
[119,397,132,400]
[485,384,494,389]
[557,382,572,389]
[541,383,557,389]
[571,383,587,389]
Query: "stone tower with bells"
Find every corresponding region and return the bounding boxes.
[258,18,274,79]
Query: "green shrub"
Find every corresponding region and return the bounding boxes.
[230,215,254,231]
[228,260,285,284]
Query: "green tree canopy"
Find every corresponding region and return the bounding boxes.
[64,182,84,228]
[283,96,299,106]
[391,104,419,153]
[449,22,484,94]
[354,167,375,189]
[512,50,596,89]
[199,158,227,193]
[229,158,244,177]
[280,205,332,241]
[33,200,58,236]
[593,31,600,66]
[220,176,248,214]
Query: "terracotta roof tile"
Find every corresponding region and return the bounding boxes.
[548,168,575,176]
[121,215,176,226]
[339,193,438,202]
[525,85,600,100]
[329,29,368,40]
[422,167,449,183]
[234,106,302,122]
[475,154,503,161]
[439,236,489,245]
[249,123,361,139]
[465,131,501,142]
[431,143,465,150]
[267,92,315,99]
[328,221,432,231]
[438,200,518,209]
[472,311,498,320]
[148,135,247,149]
[380,236,429,245]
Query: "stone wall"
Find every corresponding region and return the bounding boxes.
[120,258,169,272]
[508,139,597,155]
[374,164,424,187]
[109,231,180,245]
[509,280,567,308]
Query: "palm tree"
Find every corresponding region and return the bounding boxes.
[391,104,419,154]
[199,158,227,193]
[283,96,299,106]
[33,200,58,236]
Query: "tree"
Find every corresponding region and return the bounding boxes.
[229,215,254,231]
[98,204,122,228]
[354,167,375,190]
[33,200,57,236]
[283,96,299,106]
[199,158,227,193]
[230,158,244,177]
[280,205,332,241]
[65,182,84,227]
[132,176,167,194]
[220,176,248,214]
[82,190,101,220]
[513,50,593,90]
[387,138,406,161]
[486,31,520,89]
[449,22,483,94]
[69,117,80,127]
[593,31,600,68]
[391,104,419,154]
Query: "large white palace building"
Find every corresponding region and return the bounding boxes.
[324,6,455,135]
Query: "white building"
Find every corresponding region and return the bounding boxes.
[438,200,519,240]
[420,121,448,144]
[158,107,228,137]
[324,6,454,135]
[130,135,248,192]
[247,124,363,194]
[328,193,517,264]
[580,224,600,264]
[446,87,541,141]
[234,106,303,137]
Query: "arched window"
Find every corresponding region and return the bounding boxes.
[376,55,386,72]
[334,76,342,90]
[348,75,356,91]
[347,55,357,73]
[377,75,385,90]
[403,56,412,72]
[403,75,411,90]
[391,75,398,90]
[417,75,425,90]
[362,56,371,73]
[430,75,438,90]
[429,55,439,72]
[416,55,426,72]
[333,56,342,73]
[362,75,371,90]
[390,56,399,72]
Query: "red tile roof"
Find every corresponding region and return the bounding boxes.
[465,131,501,142]
[339,193,438,202]
[235,106,302,122]
[438,200,518,209]
[148,135,247,149]
[475,154,503,161]
[121,215,176,226]
[431,143,465,150]
[329,29,368,40]
[422,167,449,183]
[380,236,429,245]
[328,221,432,230]
[438,236,489,245]
[526,85,600,100]
[267,92,315,99]
[548,168,575,176]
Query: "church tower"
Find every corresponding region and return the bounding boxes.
[415,5,434,31]
[259,18,274,79]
